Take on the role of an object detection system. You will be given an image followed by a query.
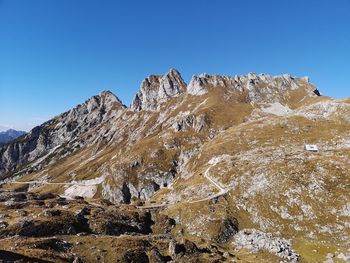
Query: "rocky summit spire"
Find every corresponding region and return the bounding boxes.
[187,74,210,96]
[130,69,187,111]
[98,90,126,109]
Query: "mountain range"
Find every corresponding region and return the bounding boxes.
[0,69,349,262]
[0,129,26,145]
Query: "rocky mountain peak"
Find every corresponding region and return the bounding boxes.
[99,90,122,101]
[187,74,212,96]
[0,69,322,179]
[187,72,318,105]
[130,70,318,111]
[88,90,125,110]
[0,90,126,177]
[130,69,186,111]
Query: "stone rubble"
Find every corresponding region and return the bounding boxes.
[233,229,300,262]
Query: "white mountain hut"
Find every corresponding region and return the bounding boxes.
[304,144,319,152]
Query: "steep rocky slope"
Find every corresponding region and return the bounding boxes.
[0,69,349,262]
[0,91,125,178]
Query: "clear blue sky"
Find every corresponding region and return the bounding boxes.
[0,0,349,131]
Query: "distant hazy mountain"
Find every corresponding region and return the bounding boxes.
[0,129,26,145]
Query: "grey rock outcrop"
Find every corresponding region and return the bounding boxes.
[187,72,317,104]
[234,229,300,262]
[214,218,239,243]
[131,69,186,111]
[101,170,174,204]
[172,114,209,132]
[188,73,233,96]
[187,75,209,96]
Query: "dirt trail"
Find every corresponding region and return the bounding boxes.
[6,161,228,209]
[138,162,228,209]
[8,181,98,187]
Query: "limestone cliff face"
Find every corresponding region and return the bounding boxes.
[130,69,187,111]
[188,72,317,104]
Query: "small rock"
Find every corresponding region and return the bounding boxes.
[73,257,84,263]
[0,214,11,219]
[0,221,8,229]
[16,210,28,217]
[42,209,61,217]
[38,192,56,200]
[11,193,27,202]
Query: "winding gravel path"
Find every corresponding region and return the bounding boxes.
[8,181,98,187]
[6,161,229,209]
[138,162,228,209]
